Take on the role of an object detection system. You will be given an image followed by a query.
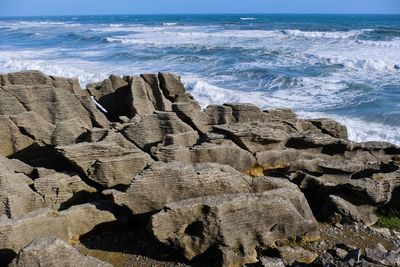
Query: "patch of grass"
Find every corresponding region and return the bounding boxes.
[374,208,400,230]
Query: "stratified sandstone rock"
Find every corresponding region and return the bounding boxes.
[213,121,298,152]
[0,155,33,175]
[122,111,195,152]
[0,166,45,219]
[223,103,265,123]
[34,173,97,210]
[0,71,109,157]
[277,246,319,265]
[105,161,295,215]
[308,118,348,139]
[9,237,112,267]
[56,133,153,187]
[151,188,319,267]
[205,105,236,125]
[154,139,256,172]
[189,139,256,172]
[323,195,378,226]
[0,203,115,255]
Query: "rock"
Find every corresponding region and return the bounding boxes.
[264,108,297,120]
[105,161,292,215]
[323,195,378,226]
[334,247,349,260]
[277,246,318,265]
[0,166,46,219]
[189,139,256,172]
[204,105,236,125]
[259,256,285,267]
[158,72,187,102]
[0,71,109,156]
[150,188,319,267]
[9,237,112,267]
[140,74,173,111]
[285,133,349,154]
[154,139,256,172]
[33,173,97,210]
[0,203,115,257]
[122,111,195,152]
[255,148,326,175]
[213,121,298,153]
[308,118,348,139]
[223,103,265,123]
[0,155,33,175]
[172,102,211,133]
[56,133,153,187]
[364,243,388,264]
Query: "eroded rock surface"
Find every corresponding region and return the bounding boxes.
[9,237,112,267]
[151,188,319,267]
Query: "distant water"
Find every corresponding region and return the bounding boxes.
[0,14,399,145]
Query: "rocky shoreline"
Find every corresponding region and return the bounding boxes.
[0,70,399,267]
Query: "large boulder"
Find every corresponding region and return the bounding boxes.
[122,111,196,152]
[0,203,116,257]
[33,173,97,210]
[0,166,46,219]
[151,188,319,267]
[0,71,109,157]
[9,237,112,267]
[56,132,153,187]
[105,161,297,215]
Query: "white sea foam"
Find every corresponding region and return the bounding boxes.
[282,29,369,39]
[240,17,256,21]
[162,22,179,26]
[298,111,400,146]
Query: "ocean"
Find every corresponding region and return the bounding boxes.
[0,14,399,145]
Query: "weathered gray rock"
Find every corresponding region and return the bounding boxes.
[0,203,115,255]
[158,72,187,102]
[122,111,195,152]
[189,139,256,172]
[9,237,112,267]
[255,148,326,176]
[0,155,33,175]
[0,166,45,219]
[0,71,109,156]
[264,108,298,120]
[34,173,97,210]
[277,246,319,265]
[324,195,378,226]
[153,139,256,172]
[140,74,172,111]
[259,256,285,267]
[213,121,298,152]
[204,105,236,125]
[308,118,348,139]
[223,103,265,123]
[172,102,211,133]
[56,133,153,187]
[106,162,289,215]
[151,188,319,267]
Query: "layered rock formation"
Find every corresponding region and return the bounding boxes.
[0,70,399,267]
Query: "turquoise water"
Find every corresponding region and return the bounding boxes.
[0,14,399,144]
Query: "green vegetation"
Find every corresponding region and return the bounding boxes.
[375,208,400,230]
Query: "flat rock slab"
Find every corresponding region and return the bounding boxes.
[0,203,116,255]
[56,133,153,187]
[105,161,296,215]
[9,237,112,267]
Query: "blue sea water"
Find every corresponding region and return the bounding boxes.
[0,14,399,144]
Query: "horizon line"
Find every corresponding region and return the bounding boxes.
[1,12,400,18]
